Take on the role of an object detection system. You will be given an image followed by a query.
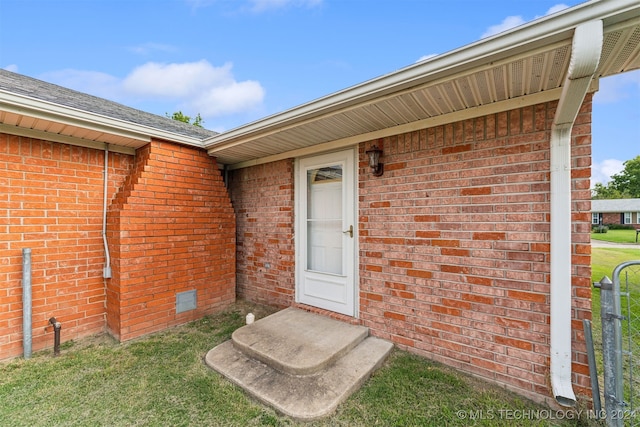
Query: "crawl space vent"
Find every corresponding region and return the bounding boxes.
[176,290,197,313]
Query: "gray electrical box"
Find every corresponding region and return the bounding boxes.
[176,290,197,313]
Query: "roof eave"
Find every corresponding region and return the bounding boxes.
[203,0,640,153]
[0,90,207,148]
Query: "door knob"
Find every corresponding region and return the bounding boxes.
[343,225,353,238]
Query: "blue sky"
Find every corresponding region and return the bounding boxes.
[1,0,638,185]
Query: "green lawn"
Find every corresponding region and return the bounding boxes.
[591,247,640,415]
[591,229,639,244]
[1,302,594,427]
[591,248,640,282]
[4,248,640,426]
[590,247,640,347]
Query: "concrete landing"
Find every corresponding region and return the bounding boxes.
[205,307,393,421]
[231,307,369,375]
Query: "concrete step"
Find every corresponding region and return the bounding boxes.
[204,308,393,421]
[231,307,369,375]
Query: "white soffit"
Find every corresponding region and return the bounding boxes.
[0,87,213,152]
[0,1,637,161]
[206,0,640,168]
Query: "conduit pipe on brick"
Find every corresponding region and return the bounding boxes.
[549,19,602,407]
[22,247,32,359]
[102,145,112,279]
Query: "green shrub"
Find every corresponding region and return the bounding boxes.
[607,223,636,230]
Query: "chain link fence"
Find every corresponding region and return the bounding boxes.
[620,262,640,425]
[597,261,640,427]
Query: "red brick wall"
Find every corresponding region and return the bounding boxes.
[359,97,593,403]
[228,160,295,308]
[231,97,593,404]
[0,134,133,359]
[602,213,623,225]
[1,135,236,360]
[107,140,236,341]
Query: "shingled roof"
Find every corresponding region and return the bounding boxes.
[0,69,217,141]
[592,198,640,213]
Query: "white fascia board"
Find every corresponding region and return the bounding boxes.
[221,88,565,170]
[204,0,639,151]
[0,123,137,155]
[0,91,206,148]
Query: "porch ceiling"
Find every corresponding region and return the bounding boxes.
[205,1,640,168]
[0,1,638,161]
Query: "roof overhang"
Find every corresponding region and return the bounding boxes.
[0,89,208,155]
[205,0,640,169]
[0,1,637,161]
[592,198,640,212]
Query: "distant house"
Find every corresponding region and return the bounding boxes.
[591,198,640,227]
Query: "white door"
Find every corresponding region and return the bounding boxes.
[296,149,356,316]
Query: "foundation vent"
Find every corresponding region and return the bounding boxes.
[176,290,197,313]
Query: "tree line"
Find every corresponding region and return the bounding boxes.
[592,155,640,199]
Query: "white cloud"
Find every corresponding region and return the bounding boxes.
[125,60,265,116]
[191,80,265,116]
[183,0,216,9]
[416,54,438,63]
[123,60,234,97]
[184,0,322,12]
[545,4,570,15]
[40,60,265,122]
[481,16,526,39]
[122,60,265,116]
[481,4,570,38]
[40,69,124,100]
[594,71,640,104]
[591,159,624,187]
[3,64,19,72]
[127,43,176,55]
[248,0,322,12]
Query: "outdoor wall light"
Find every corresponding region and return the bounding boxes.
[365,144,384,176]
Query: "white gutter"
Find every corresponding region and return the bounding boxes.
[204,0,637,152]
[550,19,602,407]
[0,90,207,148]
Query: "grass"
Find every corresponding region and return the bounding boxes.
[591,248,640,283]
[1,302,596,427]
[590,248,637,343]
[591,229,639,244]
[591,247,640,414]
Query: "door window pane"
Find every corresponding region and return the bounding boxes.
[307,166,343,274]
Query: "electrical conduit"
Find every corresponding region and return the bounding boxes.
[22,248,32,359]
[550,19,602,406]
[102,145,112,279]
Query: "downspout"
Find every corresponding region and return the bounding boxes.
[102,145,112,279]
[550,20,602,406]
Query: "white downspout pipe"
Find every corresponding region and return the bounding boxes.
[102,145,112,279]
[550,20,602,407]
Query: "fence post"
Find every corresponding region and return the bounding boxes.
[599,275,624,426]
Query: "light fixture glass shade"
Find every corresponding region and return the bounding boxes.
[365,145,383,176]
[367,149,380,168]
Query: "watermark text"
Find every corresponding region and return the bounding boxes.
[455,409,638,421]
